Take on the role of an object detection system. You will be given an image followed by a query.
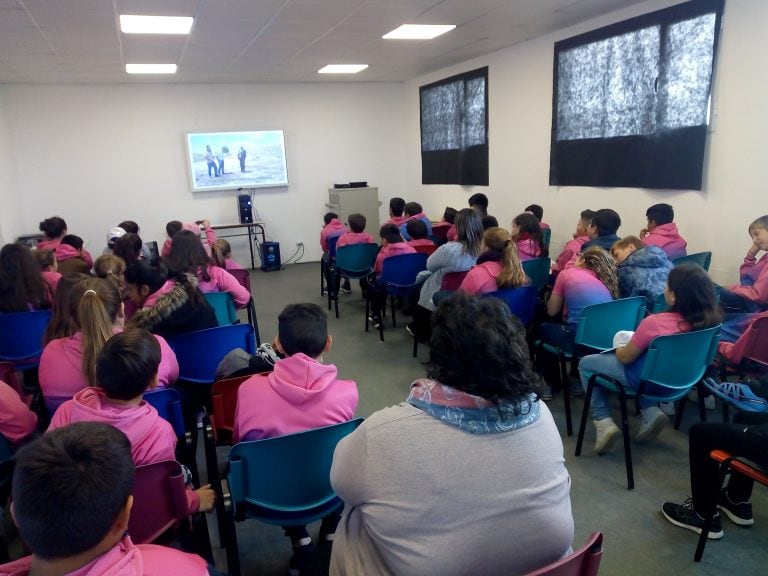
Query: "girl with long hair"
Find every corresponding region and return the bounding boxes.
[0,243,49,312]
[460,227,528,294]
[211,239,244,271]
[511,212,548,260]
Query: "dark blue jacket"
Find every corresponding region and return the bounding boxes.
[617,245,673,310]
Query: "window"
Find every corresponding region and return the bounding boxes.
[420,67,488,186]
[550,0,724,190]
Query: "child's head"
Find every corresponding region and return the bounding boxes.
[468,193,488,216]
[455,208,484,257]
[379,223,404,244]
[0,243,48,313]
[277,303,330,359]
[483,228,526,289]
[512,212,548,257]
[211,239,233,268]
[524,204,544,222]
[39,216,67,240]
[576,209,596,236]
[94,254,126,286]
[125,259,170,306]
[348,213,367,233]
[748,216,768,251]
[96,329,161,400]
[323,212,338,226]
[610,235,644,265]
[33,248,56,272]
[118,220,139,234]
[645,203,674,229]
[404,202,423,217]
[578,247,619,298]
[406,219,428,240]
[168,230,211,275]
[589,209,621,237]
[442,207,457,224]
[389,198,405,217]
[165,220,183,238]
[112,233,142,268]
[666,263,721,331]
[481,215,499,230]
[44,273,90,344]
[60,234,84,252]
[11,422,135,561]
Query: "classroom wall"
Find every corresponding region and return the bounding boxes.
[403,0,765,285]
[0,82,407,265]
[0,90,19,245]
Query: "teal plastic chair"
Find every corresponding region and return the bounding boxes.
[331,243,379,318]
[484,285,539,326]
[167,324,256,385]
[673,251,712,271]
[536,297,646,436]
[221,418,363,576]
[652,292,668,313]
[575,325,721,490]
[541,227,552,250]
[203,292,238,326]
[0,309,52,370]
[522,257,551,290]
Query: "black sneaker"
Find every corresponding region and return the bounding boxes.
[661,499,724,539]
[719,489,754,526]
[288,544,316,576]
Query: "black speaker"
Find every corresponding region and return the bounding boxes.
[238,194,253,224]
[261,242,281,272]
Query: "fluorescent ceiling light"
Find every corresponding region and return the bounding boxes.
[120,15,193,34]
[383,24,455,40]
[318,64,369,74]
[126,63,177,74]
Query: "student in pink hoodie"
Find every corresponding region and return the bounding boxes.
[32,248,62,305]
[56,235,93,275]
[459,228,528,295]
[399,202,433,240]
[0,380,37,446]
[39,278,178,412]
[384,197,409,227]
[366,224,417,328]
[639,203,687,260]
[336,213,375,248]
[320,212,346,252]
[525,203,550,230]
[160,220,217,258]
[511,212,548,262]
[0,243,49,313]
[48,329,215,515]
[406,219,436,250]
[553,209,595,272]
[211,239,244,271]
[0,422,212,576]
[36,216,68,251]
[233,303,358,573]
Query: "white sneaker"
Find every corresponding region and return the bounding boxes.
[688,388,716,410]
[594,418,620,455]
[636,407,667,443]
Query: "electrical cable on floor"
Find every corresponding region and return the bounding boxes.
[282,243,304,264]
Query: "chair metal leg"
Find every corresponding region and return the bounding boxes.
[617,390,635,490]
[674,396,687,430]
[365,295,370,333]
[696,381,708,423]
[221,481,241,576]
[390,294,397,328]
[575,376,595,456]
[320,260,326,296]
[559,355,573,436]
[694,459,731,561]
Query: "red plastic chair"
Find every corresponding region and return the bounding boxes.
[228,268,260,345]
[525,532,604,576]
[440,270,469,291]
[412,243,437,256]
[129,460,191,544]
[208,375,252,444]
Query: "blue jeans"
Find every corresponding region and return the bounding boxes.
[579,353,655,420]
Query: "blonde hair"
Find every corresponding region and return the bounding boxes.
[211,239,232,268]
[33,248,56,271]
[610,235,644,256]
[579,247,619,299]
[483,228,527,289]
[749,215,768,233]
[94,254,126,295]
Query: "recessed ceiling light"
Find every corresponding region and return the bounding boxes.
[383,24,455,40]
[126,64,178,74]
[318,64,369,74]
[120,15,193,35]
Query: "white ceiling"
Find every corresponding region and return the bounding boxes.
[0,0,647,84]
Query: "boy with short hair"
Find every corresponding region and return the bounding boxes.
[336,213,375,248]
[554,209,594,271]
[406,219,435,249]
[56,234,93,275]
[385,197,408,227]
[611,235,672,310]
[399,202,433,240]
[468,193,489,216]
[0,422,211,575]
[320,212,346,252]
[582,208,622,252]
[640,203,687,260]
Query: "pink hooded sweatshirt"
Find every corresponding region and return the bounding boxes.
[554,235,589,272]
[233,353,358,443]
[320,219,346,252]
[374,242,416,276]
[49,243,94,269]
[41,270,62,305]
[641,222,687,260]
[0,381,37,444]
[729,253,768,306]
[197,266,250,308]
[515,237,542,262]
[385,215,409,227]
[39,330,179,403]
[161,222,217,258]
[459,261,502,294]
[0,536,208,576]
[336,231,375,248]
[48,388,200,513]
[718,310,768,364]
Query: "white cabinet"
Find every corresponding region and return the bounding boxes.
[326,187,381,235]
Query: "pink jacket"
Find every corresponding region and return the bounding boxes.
[41,270,62,305]
[39,330,178,402]
[407,239,435,249]
[385,215,409,227]
[718,310,768,364]
[197,265,250,308]
[374,242,416,276]
[554,236,589,271]
[161,223,217,258]
[320,219,346,252]
[142,280,176,309]
[336,232,375,248]
[0,536,208,576]
[730,253,768,305]
[53,243,94,269]
[0,381,37,444]
[515,238,542,262]
[233,353,358,443]
[642,223,687,260]
[224,258,244,271]
[459,261,502,294]
[447,225,457,242]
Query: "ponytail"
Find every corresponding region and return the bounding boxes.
[482,228,527,289]
[211,239,231,269]
[579,247,619,299]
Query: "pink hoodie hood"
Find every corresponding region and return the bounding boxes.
[36,238,61,251]
[643,222,687,259]
[269,353,343,405]
[54,243,83,262]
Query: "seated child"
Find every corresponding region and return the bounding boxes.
[105,225,126,254]
[611,235,672,311]
[459,227,527,295]
[33,248,61,304]
[720,215,768,314]
[525,203,550,229]
[399,202,433,240]
[511,213,548,261]
[336,213,375,248]
[161,219,216,258]
[406,219,435,249]
[320,212,345,253]
[49,329,214,514]
[0,243,49,313]
[56,234,93,275]
[385,197,408,227]
[113,233,143,267]
[481,215,499,230]
[640,203,687,260]
[432,206,457,243]
[368,224,418,326]
[233,304,358,572]
[0,379,37,446]
[118,220,153,261]
[468,192,489,216]
[582,209,621,252]
[211,239,244,270]
[0,422,211,575]
[554,209,595,272]
[161,220,183,257]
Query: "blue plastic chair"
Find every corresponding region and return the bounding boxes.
[576,325,721,490]
[144,388,186,439]
[521,258,551,290]
[0,310,52,370]
[203,292,238,326]
[367,253,428,341]
[167,324,256,385]
[222,418,363,576]
[330,243,379,318]
[673,251,712,271]
[536,297,646,436]
[484,285,539,326]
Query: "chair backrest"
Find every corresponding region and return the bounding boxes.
[741,316,768,367]
[541,227,552,249]
[412,243,437,256]
[0,362,25,402]
[673,251,712,271]
[440,270,469,291]
[640,325,721,398]
[210,374,252,439]
[0,310,52,366]
[327,235,340,260]
[522,258,551,290]
[128,460,190,544]
[484,285,539,326]
[168,324,256,384]
[203,292,238,326]
[652,292,668,314]
[228,419,363,517]
[0,434,11,464]
[431,224,450,245]
[575,297,646,351]
[335,243,378,274]
[524,532,603,576]
[143,388,186,438]
[228,268,251,295]
[380,253,429,287]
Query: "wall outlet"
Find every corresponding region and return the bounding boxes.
[295,240,304,247]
